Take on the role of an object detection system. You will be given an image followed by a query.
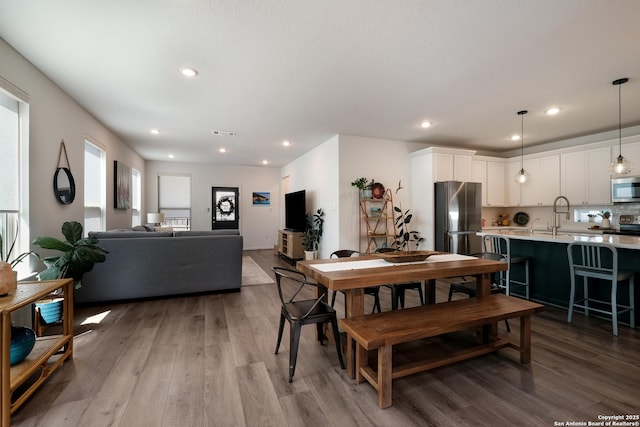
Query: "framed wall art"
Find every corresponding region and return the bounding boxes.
[114,160,131,210]
[252,192,270,206]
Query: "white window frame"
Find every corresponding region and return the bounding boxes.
[84,139,106,234]
[158,173,191,231]
[131,168,141,227]
[0,77,30,279]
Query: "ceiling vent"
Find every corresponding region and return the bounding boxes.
[212,130,236,137]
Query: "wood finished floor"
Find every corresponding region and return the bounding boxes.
[11,250,640,427]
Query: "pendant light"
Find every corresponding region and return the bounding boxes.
[514,110,528,184]
[609,78,632,174]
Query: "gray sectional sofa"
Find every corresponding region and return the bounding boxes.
[76,229,243,304]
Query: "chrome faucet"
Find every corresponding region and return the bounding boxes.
[529,217,540,233]
[552,196,571,236]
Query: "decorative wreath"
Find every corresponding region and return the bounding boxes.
[216,196,235,216]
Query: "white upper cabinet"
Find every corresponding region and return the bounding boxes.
[486,160,506,206]
[507,160,522,206]
[472,157,506,206]
[561,146,611,204]
[433,151,474,182]
[507,155,560,206]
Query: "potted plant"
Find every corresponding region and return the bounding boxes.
[302,209,325,260]
[33,221,109,288]
[0,222,34,297]
[587,214,597,223]
[351,177,370,198]
[599,211,612,229]
[393,181,424,251]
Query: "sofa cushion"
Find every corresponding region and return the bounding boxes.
[174,230,219,237]
[89,231,173,239]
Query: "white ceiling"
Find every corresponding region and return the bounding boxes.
[1,0,640,167]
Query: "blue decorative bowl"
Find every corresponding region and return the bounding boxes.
[10,326,36,365]
[35,299,63,324]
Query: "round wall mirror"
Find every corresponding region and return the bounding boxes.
[53,167,76,204]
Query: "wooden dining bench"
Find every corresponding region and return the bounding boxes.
[340,294,544,408]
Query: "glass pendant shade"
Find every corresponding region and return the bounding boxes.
[515,110,528,184]
[514,168,528,184]
[609,78,632,174]
[609,154,632,174]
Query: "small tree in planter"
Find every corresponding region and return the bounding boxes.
[302,209,325,260]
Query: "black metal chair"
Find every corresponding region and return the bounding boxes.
[329,250,381,315]
[272,267,345,382]
[446,252,510,332]
[375,248,424,309]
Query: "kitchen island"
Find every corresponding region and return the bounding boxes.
[477,229,639,327]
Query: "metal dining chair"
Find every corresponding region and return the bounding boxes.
[329,250,381,315]
[482,235,531,299]
[567,242,635,336]
[375,248,425,309]
[272,267,345,382]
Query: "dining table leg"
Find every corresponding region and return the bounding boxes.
[424,279,436,304]
[344,288,365,379]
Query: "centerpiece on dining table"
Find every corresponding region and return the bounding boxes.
[373,250,441,263]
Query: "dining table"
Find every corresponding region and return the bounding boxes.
[296,252,509,378]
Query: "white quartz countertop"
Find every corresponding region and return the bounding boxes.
[477,229,640,250]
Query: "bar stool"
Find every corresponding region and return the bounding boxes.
[482,235,531,299]
[567,242,635,336]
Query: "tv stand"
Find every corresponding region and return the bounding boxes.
[278,230,304,265]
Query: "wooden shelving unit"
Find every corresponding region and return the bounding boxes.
[1,279,74,427]
[359,188,397,254]
[278,229,305,264]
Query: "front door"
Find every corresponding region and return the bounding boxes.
[212,187,239,230]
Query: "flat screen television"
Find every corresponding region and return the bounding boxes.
[285,190,306,232]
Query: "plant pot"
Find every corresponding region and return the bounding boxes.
[304,250,318,260]
[35,298,64,324]
[10,325,36,365]
[0,262,18,297]
[601,218,611,229]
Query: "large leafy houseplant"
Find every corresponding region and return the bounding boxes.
[302,209,325,251]
[33,221,108,288]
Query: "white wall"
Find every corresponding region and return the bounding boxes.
[0,39,144,248]
[281,136,340,259]
[282,134,429,257]
[144,161,281,250]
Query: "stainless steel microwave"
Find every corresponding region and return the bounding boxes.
[611,176,640,203]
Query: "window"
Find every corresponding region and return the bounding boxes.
[131,168,141,227]
[0,80,30,278]
[158,174,191,230]
[84,140,106,234]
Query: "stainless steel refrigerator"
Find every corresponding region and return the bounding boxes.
[434,181,482,255]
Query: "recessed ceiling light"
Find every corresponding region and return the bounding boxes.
[219,148,227,153]
[420,121,432,128]
[545,107,560,115]
[179,67,198,78]
[262,160,268,165]
[168,154,175,159]
[150,128,161,135]
[511,135,521,141]
[282,140,291,146]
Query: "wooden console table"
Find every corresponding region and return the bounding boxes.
[1,279,74,427]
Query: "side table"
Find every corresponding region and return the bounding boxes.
[1,279,74,427]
